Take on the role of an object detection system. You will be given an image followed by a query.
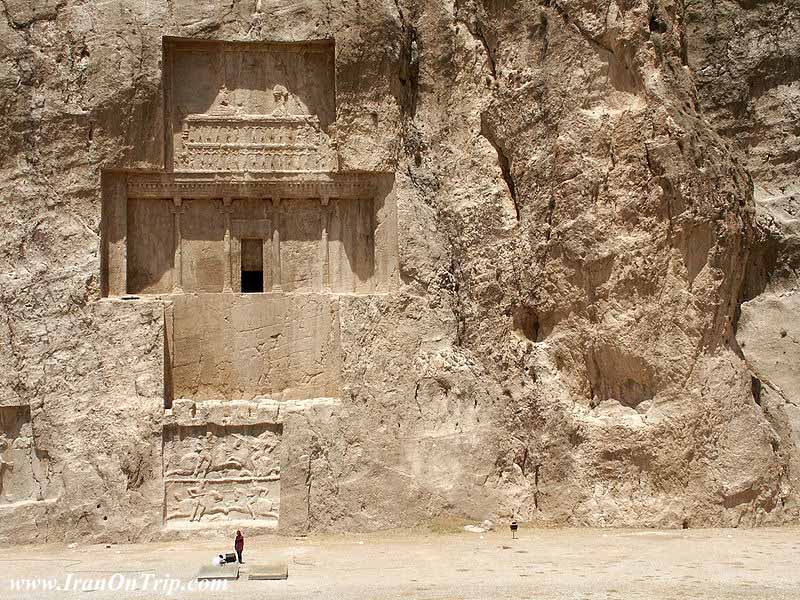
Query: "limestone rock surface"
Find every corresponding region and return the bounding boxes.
[1,0,799,544]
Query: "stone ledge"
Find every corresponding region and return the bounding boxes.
[0,498,58,511]
[164,397,340,427]
[0,399,30,408]
[162,518,278,533]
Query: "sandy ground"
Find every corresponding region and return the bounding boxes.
[1,526,798,599]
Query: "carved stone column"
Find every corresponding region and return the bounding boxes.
[321,195,330,291]
[271,196,282,292]
[171,197,184,293]
[220,197,234,293]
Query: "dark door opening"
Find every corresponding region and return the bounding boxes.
[241,270,263,293]
[241,238,264,293]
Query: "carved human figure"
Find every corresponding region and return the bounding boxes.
[251,434,280,477]
[271,85,290,116]
[215,433,256,477]
[166,486,195,521]
[188,483,224,522]
[249,485,278,519]
[229,489,253,519]
[0,434,14,501]
[165,437,206,478]
[213,85,233,114]
[194,432,215,478]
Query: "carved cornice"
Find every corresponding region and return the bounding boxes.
[126,171,382,199]
[164,38,334,54]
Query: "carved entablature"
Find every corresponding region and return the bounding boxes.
[125,172,381,200]
[174,115,337,173]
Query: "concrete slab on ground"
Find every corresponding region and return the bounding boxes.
[248,562,288,580]
[196,563,239,580]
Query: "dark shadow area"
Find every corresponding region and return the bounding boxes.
[0,405,30,437]
[241,237,264,293]
[512,305,540,341]
[586,345,656,408]
[164,422,283,447]
[648,14,668,34]
[163,309,174,409]
[740,196,800,303]
[242,270,264,293]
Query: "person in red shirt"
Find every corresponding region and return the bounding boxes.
[234,530,245,564]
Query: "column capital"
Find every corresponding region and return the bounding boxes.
[218,196,235,214]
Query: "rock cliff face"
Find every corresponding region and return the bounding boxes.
[0,0,798,544]
[687,0,800,524]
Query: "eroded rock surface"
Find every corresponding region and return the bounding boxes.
[0,0,798,544]
[687,0,800,527]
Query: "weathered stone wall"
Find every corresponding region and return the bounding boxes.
[1,0,799,544]
[169,293,342,401]
[688,0,800,196]
[0,300,164,544]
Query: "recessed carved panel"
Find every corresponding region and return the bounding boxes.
[163,423,281,526]
[0,406,50,506]
[127,197,174,295]
[168,293,342,401]
[122,195,385,295]
[164,39,336,173]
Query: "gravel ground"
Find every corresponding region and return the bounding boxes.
[1,526,799,599]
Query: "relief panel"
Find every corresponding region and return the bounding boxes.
[174,115,336,173]
[0,406,50,506]
[163,423,281,526]
[165,39,336,173]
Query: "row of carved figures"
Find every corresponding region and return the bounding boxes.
[175,149,333,172]
[166,480,279,523]
[182,124,319,146]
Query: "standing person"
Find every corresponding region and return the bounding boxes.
[234,530,245,564]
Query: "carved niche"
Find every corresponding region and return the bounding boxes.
[0,406,50,506]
